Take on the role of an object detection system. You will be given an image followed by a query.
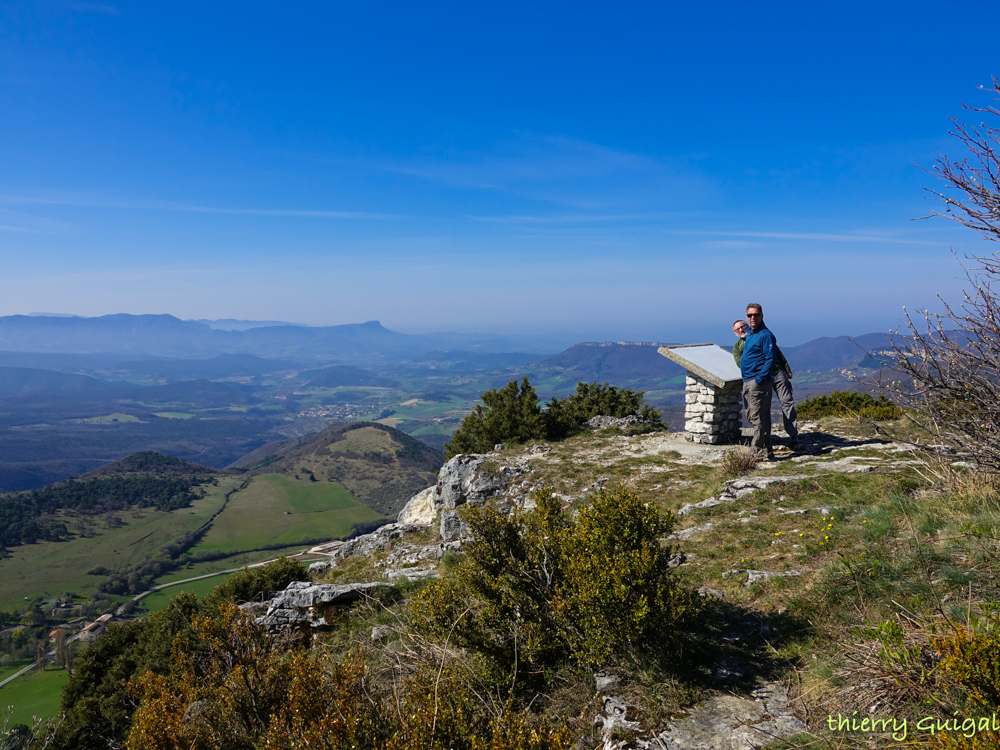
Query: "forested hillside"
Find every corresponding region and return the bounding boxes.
[0,452,219,549]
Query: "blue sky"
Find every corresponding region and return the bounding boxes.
[1,1,998,345]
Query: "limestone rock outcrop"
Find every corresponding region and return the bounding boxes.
[243,581,390,631]
[394,454,526,530]
[596,682,804,750]
[651,682,804,750]
[436,454,524,509]
[586,415,653,430]
[335,523,424,560]
[397,486,436,525]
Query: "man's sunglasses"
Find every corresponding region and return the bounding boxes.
[746,312,761,318]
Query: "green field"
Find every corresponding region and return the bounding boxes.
[0,665,68,726]
[153,411,195,419]
[193,474,383,552]
[391,396,468,422]
[0,476,243,610]
[140,571,238,613]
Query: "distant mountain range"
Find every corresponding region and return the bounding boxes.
[0,367,110,395]
[514,333,894,395]
[783,332,892,372]
[190,318,309,331]
[0,313,898,373]
[0,314,595,358]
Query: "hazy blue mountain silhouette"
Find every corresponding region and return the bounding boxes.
[0,315,574,358]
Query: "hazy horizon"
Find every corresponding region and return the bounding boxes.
[9,310,891,350]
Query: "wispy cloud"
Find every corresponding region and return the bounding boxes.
[0,225,31,232]
[679,230,943,246]
[0,193,398,220]
[468,212,692,224]
[366,135,656,190]
[344,133,707,211]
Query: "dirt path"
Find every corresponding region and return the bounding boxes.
[122,548,322,610]
[0,662,38,689]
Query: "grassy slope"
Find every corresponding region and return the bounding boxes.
[244,424,442,518]
[0,665,68,727]
[193,473,382,552]
[0,476,243,610]
[140,571,238,613]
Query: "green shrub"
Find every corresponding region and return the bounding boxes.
[444,378,665,458]
[925,628,1000,748]
[410,486,702,680]
[545,381,664,440]
[445,377,547,458]
[202,555,307,608]
[797,390,903,420]
[125,606,574,750]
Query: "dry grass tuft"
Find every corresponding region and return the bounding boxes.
[828,619,943,718]
[911,454,1000,515]
[719,447,760,479]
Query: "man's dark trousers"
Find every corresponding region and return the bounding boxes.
[743,378,773,457]
[772,370,798,441]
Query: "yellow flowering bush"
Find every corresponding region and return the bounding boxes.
[126,603,573,750]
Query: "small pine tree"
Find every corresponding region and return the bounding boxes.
[544,381,664,439]
[444,377,546,458]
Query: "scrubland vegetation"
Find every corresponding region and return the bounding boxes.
[444,378,664,457]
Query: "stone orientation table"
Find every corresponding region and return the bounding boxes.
[659,343,743,444]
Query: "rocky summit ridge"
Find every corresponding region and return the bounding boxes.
[241,417,927,750]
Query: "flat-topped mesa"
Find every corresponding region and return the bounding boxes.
[659,344,743,445]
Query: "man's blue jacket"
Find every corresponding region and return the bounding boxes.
[741,326,777,384]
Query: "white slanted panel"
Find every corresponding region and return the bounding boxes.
[658,344,743,389]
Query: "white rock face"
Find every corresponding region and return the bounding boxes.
[394,454,526,528]
[656,683,804,749]
[437,454,523,509]
[243,581,391,631]
[397,486,437,526]
[335,523,424,560]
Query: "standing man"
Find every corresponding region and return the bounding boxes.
[740,303,777,460]
[732,319,799,450]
